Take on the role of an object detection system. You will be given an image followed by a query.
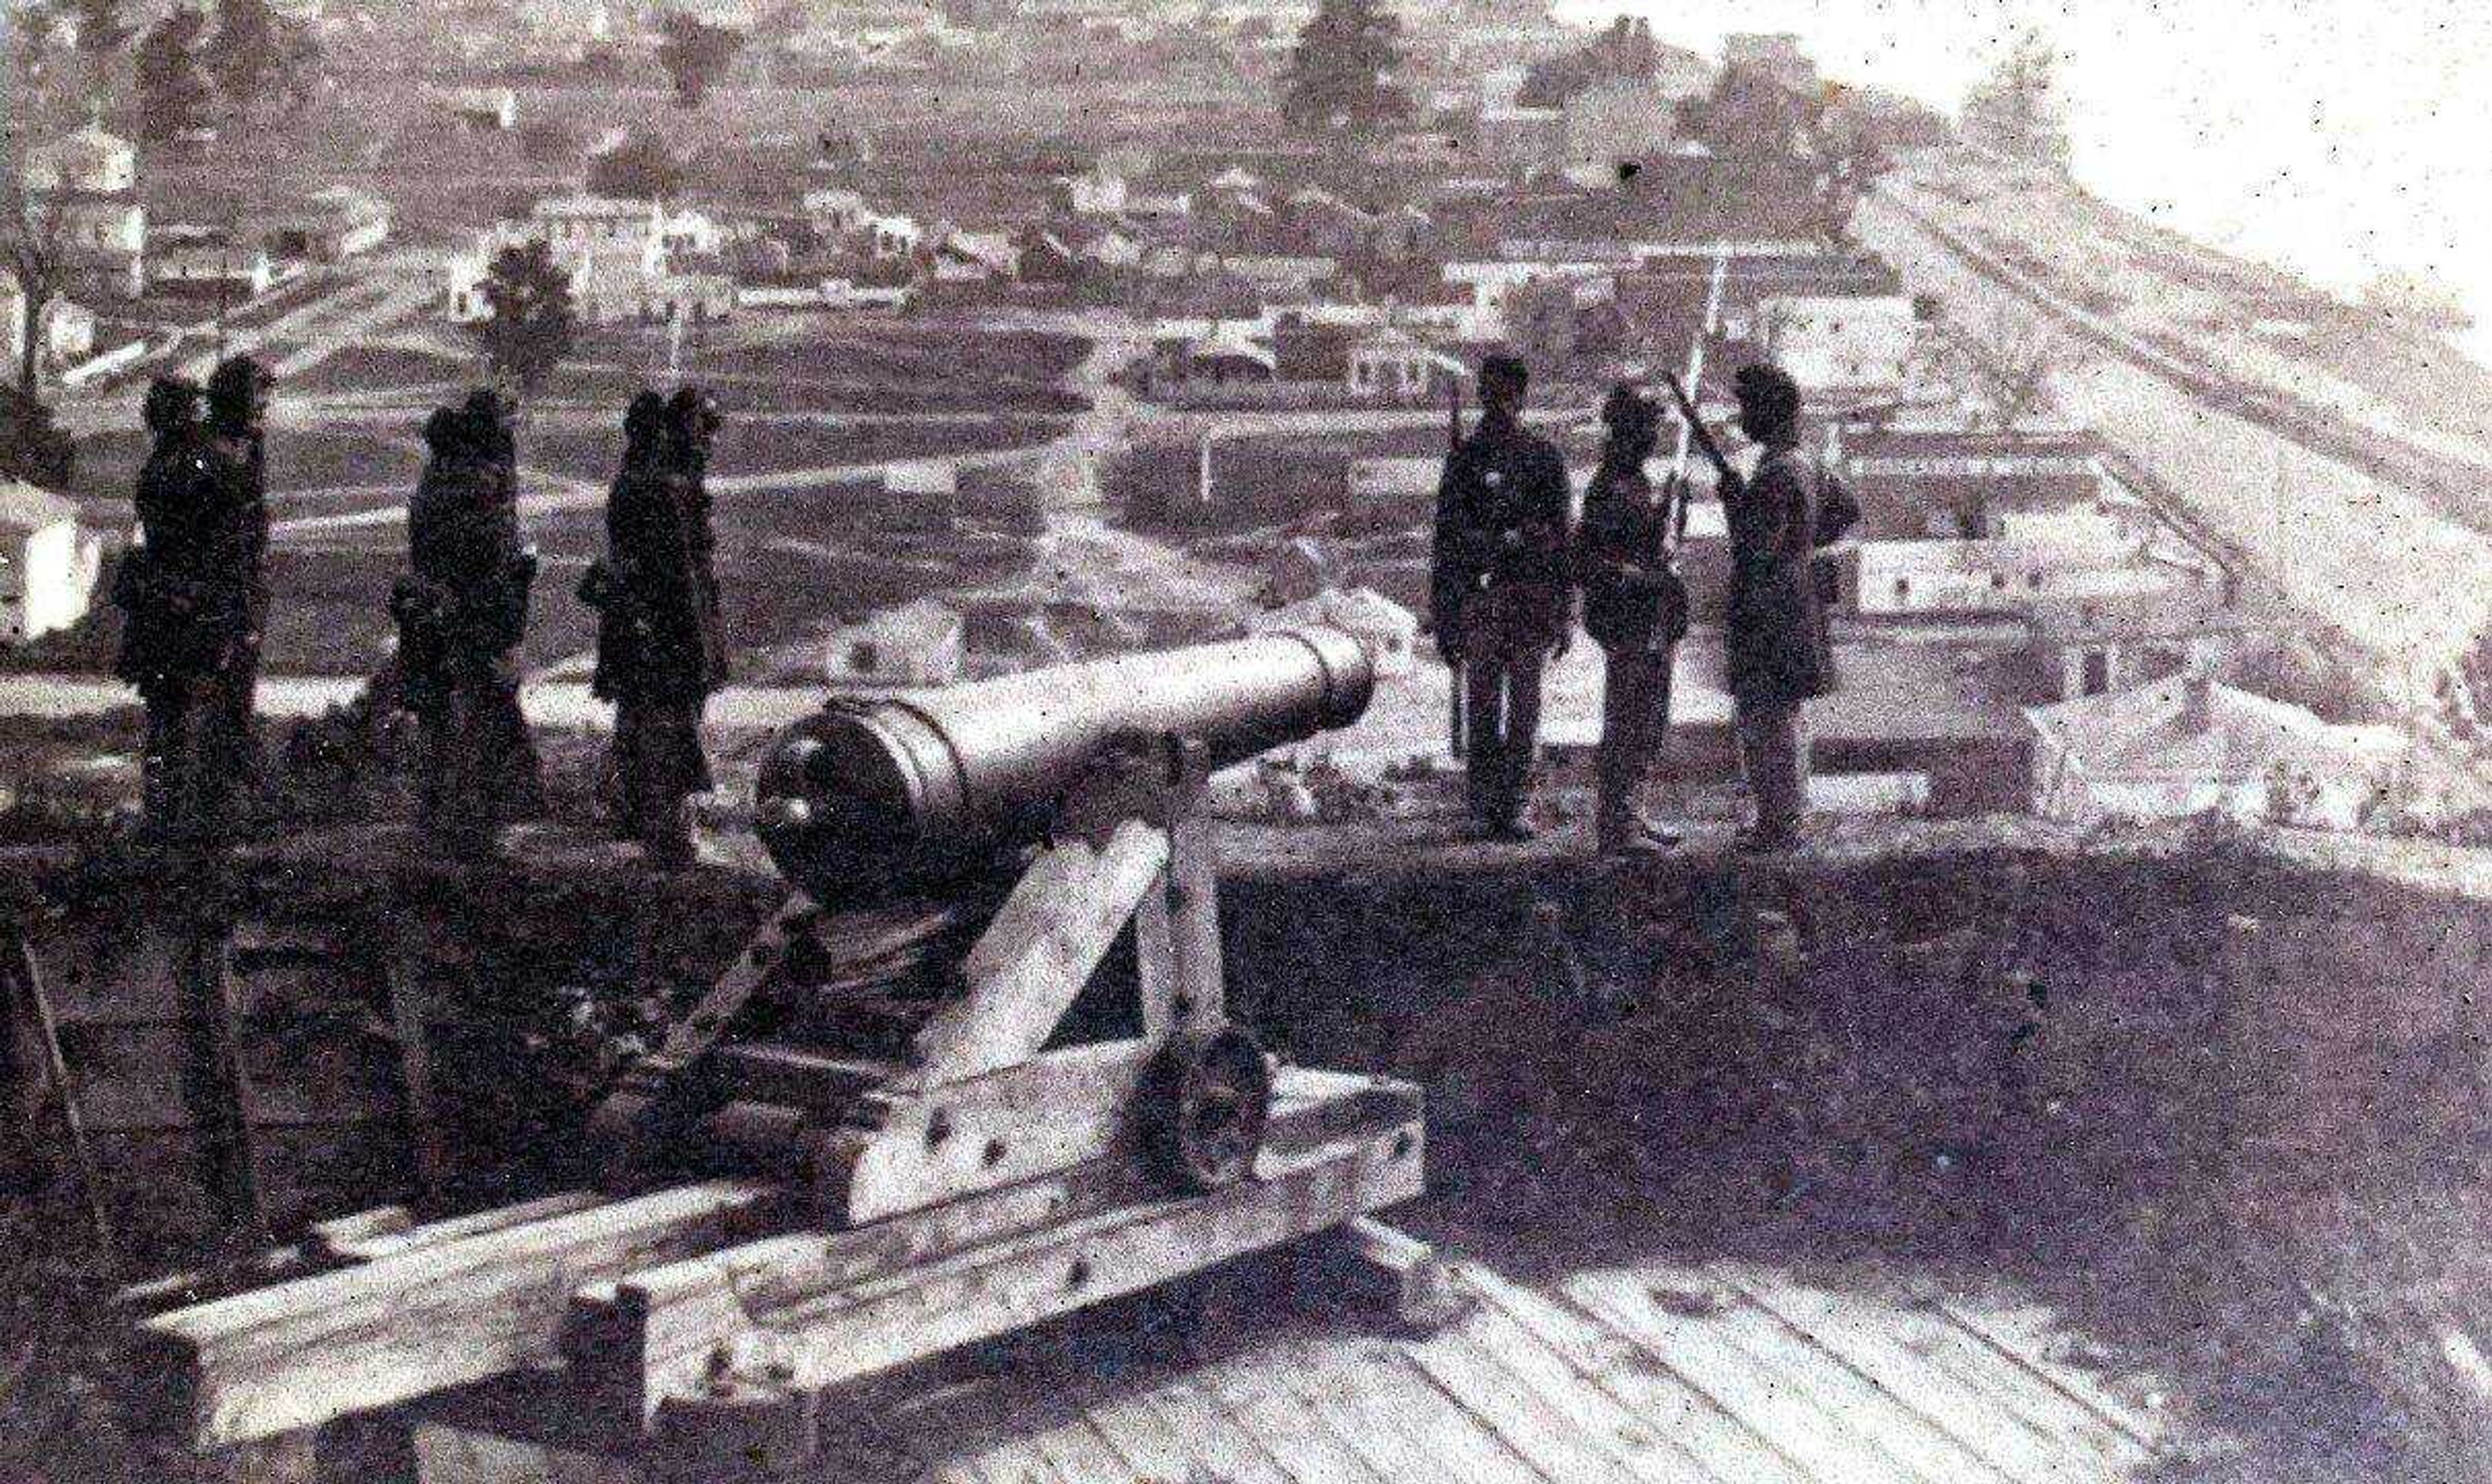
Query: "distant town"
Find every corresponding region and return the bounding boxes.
[3,0,2491,844]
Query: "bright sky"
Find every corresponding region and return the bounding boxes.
[1559,0,2492,313]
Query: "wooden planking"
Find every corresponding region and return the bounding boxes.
[1286,1334,1555,1484]
[1672,1277,2029,1484]
[1019,1411,1130,1484]
[1131,1373,1303,1484]
[1193,1349,1389,1484]
[1442,1306,1704,1483]
[1563,1269,1956,1484]
[1259,1335,1476,1484]
[143,1180,790,1449]
[1400,1300,1649,1484]
[1465,1265,1815,1484]
[1709,1264,2151,1483]
[1457,1268,1774,1484]
[1932,1296,2164,1450]
[396,1247,2174,1484]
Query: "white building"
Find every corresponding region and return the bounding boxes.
[267,186,392,261]
[531,195,668,254]
[865,213,923,262]
[444,86,519,131]
[936,230,1021,280]
[149,227,277,297]
[661,208,728,259]
[2026,675,2407,830]
[21,120,146,300]
[803,188,875,235]
[1441,260,1612,337]
[1851,529,2177,620]
[1757,295,1918,398]
[22,120,138,195]
[0,481,103,644]
[1345,326,1465,404]
[447,199,691,322]
[0,273,97,373]
[824,598,966,688]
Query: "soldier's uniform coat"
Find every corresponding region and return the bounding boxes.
[400,414,541,838]
[1575,457,1685,841]
[1431,413,1572,826]
[1724,446,1849,708]
[592,404,726,855]
[1722,442,1859,840]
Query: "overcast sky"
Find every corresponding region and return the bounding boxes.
[1563,0,2490,316]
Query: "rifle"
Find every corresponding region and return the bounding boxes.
[1443,378,1467,760]
[1660,369,1739,491]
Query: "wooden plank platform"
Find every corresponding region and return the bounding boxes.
[412,1254,2181,1483]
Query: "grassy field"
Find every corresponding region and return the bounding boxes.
[67,430,430,515]
[521,415,1066,484]
[283,347,482,398]
[551,329,1096,417]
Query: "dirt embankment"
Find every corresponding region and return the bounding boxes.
[1226,831,2492,1483]
[5,823,2491,1481]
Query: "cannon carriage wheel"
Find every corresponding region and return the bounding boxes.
[1140,1027,1273,1195]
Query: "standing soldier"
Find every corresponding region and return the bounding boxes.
[459,384,546,816]
[585,391,724,866]
[666,386,729,699]
[1430,354,1572,840]
[1576,384,1688,857]
[393,397,541,849]
[194,354,276,838]
[113,377,208,836]
[1718,363,1857,851]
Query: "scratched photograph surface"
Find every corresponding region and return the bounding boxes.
[1,1,2488,1481]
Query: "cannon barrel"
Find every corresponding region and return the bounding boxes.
[755,627,1375,894]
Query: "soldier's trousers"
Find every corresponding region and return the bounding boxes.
[138,672,254,841]
[612,698,713,855]
[417,662,540,844]
[1596,646,1676,838]
[1462,648,1544,827]
[1736,699,1813,842]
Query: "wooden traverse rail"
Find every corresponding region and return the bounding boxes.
[572,1071,1423,1424]
[138,1071,1425,1454]
[140,1180,791,1449]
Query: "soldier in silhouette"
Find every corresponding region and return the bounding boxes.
[394,395,541,850]
[1430,354,1573,839]
[586,391,726,866]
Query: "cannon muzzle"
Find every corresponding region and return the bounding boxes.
[755,627,1374,895]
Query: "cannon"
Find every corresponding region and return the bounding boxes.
[134,631,1441,1471]
[754,627,1375,894]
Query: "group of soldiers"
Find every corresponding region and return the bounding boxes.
[1431,355,1859,855]
[113,357,275,844]
[114,340,1839,860]
[111,358,727,864]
